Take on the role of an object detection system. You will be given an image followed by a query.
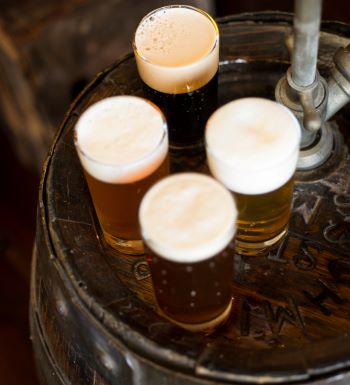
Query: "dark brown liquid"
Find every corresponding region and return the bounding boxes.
[146,242,234,325]
[142,72,218,148]
[84,156,169,240]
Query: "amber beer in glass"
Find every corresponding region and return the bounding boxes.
[206,98,301,255]
[74,96,169,254]
[139,173,237,332]
[133,5,219,150]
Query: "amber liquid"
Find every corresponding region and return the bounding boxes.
[146,242,234,326]
[234,177,294,250]
[84,157,169,241]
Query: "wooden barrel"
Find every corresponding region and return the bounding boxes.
[0,0,213,172]
[30,12,350,385]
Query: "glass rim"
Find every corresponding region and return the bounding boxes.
[205,99,301,172]
[139,172,237,263]
[74,95,168,169]
[132,5,219,68]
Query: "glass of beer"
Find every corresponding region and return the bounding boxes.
[205,97,301,255]
[133,5,219,151]
[74,95,169,255]
[139,173,237,333]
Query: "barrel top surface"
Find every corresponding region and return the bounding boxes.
[39,13,350,384]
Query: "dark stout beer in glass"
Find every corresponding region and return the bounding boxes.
[205,98,301,255]
[74,96,169,254]
[133,5,219,150]
[139,173,237,332]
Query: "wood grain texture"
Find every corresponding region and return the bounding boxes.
[31,13,350,385]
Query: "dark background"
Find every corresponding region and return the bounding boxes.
[1,1,349,384]
[216,0,350,22]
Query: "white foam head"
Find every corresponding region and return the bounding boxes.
[206,98,301,195]
[134,5,219,94]
[139,173,237,263]
[74,96,168,184]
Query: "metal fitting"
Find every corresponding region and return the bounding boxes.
[326,44,350,120]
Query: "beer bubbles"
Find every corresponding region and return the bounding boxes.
[139,173,237,332]
[74,96,169,254]
[133,5,219,150]
[206,97,301,255]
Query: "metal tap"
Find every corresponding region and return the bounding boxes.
[275,0,350,170]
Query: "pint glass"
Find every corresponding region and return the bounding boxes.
[139,173,237,332]
[74,96,169,255]
[133,5,219,151]
[205,98,301,255]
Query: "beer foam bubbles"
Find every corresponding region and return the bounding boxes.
[134,6,219,94]
[206,98,301,195]
[139,173,237,263]
[75,96,168,184]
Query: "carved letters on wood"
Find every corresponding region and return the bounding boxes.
[126,157,350,341]
[235,186,350,338]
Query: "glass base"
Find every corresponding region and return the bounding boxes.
[235,228,287,256]
[103,231,144,255]
[158,297,233,334]
[169,141,204,152]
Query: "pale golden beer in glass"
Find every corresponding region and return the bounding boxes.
[205,98,301,255]
[74,96,169,254]
[133,5,219,150]
[139,173,237,332]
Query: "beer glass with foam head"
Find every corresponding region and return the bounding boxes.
[139,173,237,332]
[133,5,219,151]
[74,95,169,255]
[205,98,301,255]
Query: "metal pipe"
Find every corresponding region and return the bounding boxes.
[326,44,350,120]
[326,76,350,120]
[291,0,322,87]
